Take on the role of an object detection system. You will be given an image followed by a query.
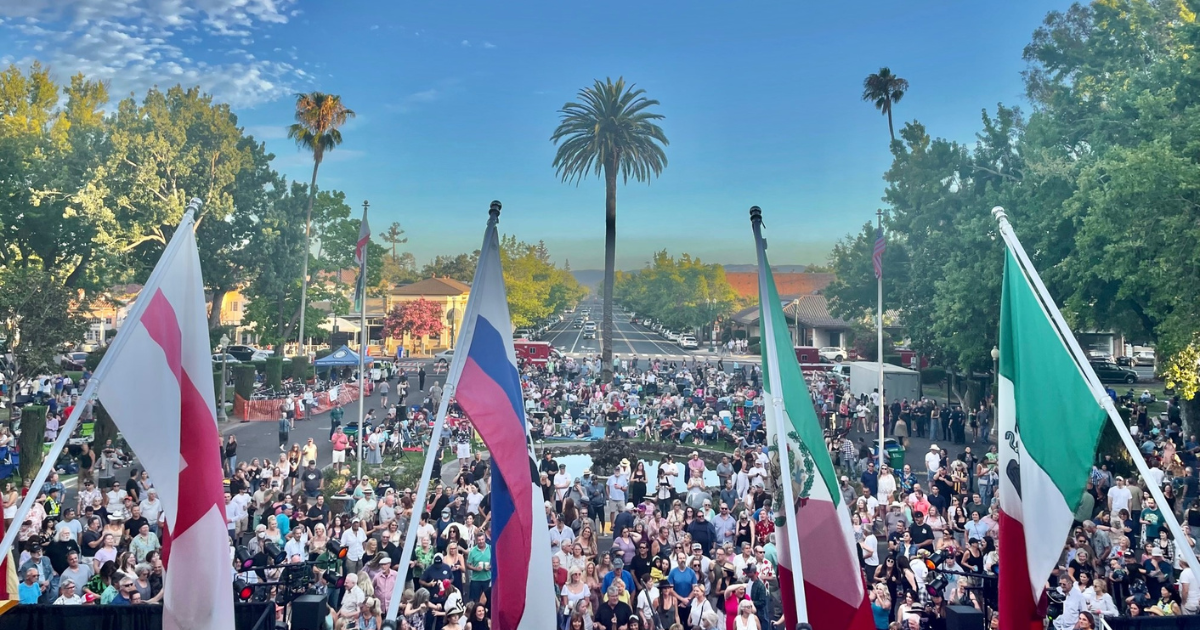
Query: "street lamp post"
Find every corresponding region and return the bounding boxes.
[447,307,458,350]
[218,334,230,423]
[791,298,800,346]
[990,345,999,440]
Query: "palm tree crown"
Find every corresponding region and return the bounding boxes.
[551,77,668,184]
[551,77,668,383]
[862,67,909,142]
[287,92,356,166]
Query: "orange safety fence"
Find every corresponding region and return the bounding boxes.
[234,381,374,421]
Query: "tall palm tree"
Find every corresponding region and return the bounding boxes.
[551,77,668,382]
[862,67,909,141]
[287,92,355,356]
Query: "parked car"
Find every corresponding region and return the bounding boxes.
[225,345,260,362]
[1090,360,1138,384]
[1133,349,1156,366]
[678,335,698,349]
[211,353,241,364]
[61,351,89,370]
[819,346,846,362]
[434,349,455,364]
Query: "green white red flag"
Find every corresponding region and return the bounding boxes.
[997,247,1107,629]
[752,209,873,630]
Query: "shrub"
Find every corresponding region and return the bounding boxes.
[233,364,257,400]
[315,349,333,361]
[884,354,903,367]
[250,360,267,374]
[213,371,223,398]
[291,357,310,381]
[921,367,947,385]
[748,344,761,355]
[65,371,83,383]
[265,357,284,391]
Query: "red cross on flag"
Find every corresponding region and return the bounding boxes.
[93,202,233,630]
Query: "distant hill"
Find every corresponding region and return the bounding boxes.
[722,264,808,273]
[571,269,605,289]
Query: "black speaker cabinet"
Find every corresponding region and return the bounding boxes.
[945,605,985,630]
[291,593,327,630]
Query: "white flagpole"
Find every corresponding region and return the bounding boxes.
[357,200,369,481]
[992,206,1200,575]
[876,210,886,473]
[750,206,808,622]
[0,199,202,566]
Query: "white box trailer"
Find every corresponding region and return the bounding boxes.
[845,361,921,403]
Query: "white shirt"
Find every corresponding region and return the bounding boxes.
[554,472,571,501]
[1148,467,1165,488]
[1181,567,1200,612]
[925,452,941,473]
[341,527,368,561]
[860,534,879,567]
[1107,486,1132,514]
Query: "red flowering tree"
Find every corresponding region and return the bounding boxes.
[383,298,445,354]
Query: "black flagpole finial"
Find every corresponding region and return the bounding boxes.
[489,200,502,218]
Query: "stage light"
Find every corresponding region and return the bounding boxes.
[924,551,945,571]
[233,578,254,601]
[236,546,255,570]
[926,573,948,597]
[264,542,285,564]
[326,539,347,559]
[323,571,345,589]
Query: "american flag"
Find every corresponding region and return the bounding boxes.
[872,226,885,279]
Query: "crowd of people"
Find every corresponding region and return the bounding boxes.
[9,352,1200,630]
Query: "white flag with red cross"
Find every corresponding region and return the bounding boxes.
[94,205,234,630]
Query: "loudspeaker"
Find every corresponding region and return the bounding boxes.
[945,605,985,630]
[290,593,327,630]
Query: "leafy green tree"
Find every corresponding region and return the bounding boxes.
[614,251,738,341]
[499,236,586,328]
[551,77,668,381]
[381,222,408,262]
[0,64,112,289]
[0,267,87,407]
[287,92,355,353]
[862,67,909,142]
[421,253,479,282]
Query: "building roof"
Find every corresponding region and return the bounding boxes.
[724,271,835,300]
[390,276,471,297]
[729,295,850,330]
[785,295,850,329]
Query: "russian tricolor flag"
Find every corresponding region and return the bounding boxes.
[442,202,556,630]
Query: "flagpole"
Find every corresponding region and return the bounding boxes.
[0,200,202,568]
[876,210,886,473]
[992,206,1200,575]
[357,200,370,481]
[750,206,808,623]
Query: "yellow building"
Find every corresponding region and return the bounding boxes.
[385,277,471,355]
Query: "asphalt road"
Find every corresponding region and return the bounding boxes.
[542,301,747,361]
[218,362,452,474]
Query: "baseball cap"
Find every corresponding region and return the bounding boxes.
[691,543,702,551]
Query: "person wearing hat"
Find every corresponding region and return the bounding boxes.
[341,517,369,575]
[606,465,629,535]
[371,554,397,613]
[582,469,607,525]
[925,444,942,484]
[602,556,635,595]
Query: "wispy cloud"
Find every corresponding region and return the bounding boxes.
[482,41,496,49]
[461,39,470,47]
[393,79,461,113]
[0,0,307,108]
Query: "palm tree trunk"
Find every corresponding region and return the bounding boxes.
[886,103,895,142]
[297,160,320,357]
[602,158,618,384]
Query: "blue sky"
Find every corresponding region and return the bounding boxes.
[0,0,1069,269]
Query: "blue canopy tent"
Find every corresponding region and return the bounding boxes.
[314,345,374,369]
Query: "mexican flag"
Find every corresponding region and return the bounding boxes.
[998,247,1107,629]
[754,220,873,630]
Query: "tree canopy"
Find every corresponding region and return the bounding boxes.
[830,0,1200,404]
[613,251,740,335]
